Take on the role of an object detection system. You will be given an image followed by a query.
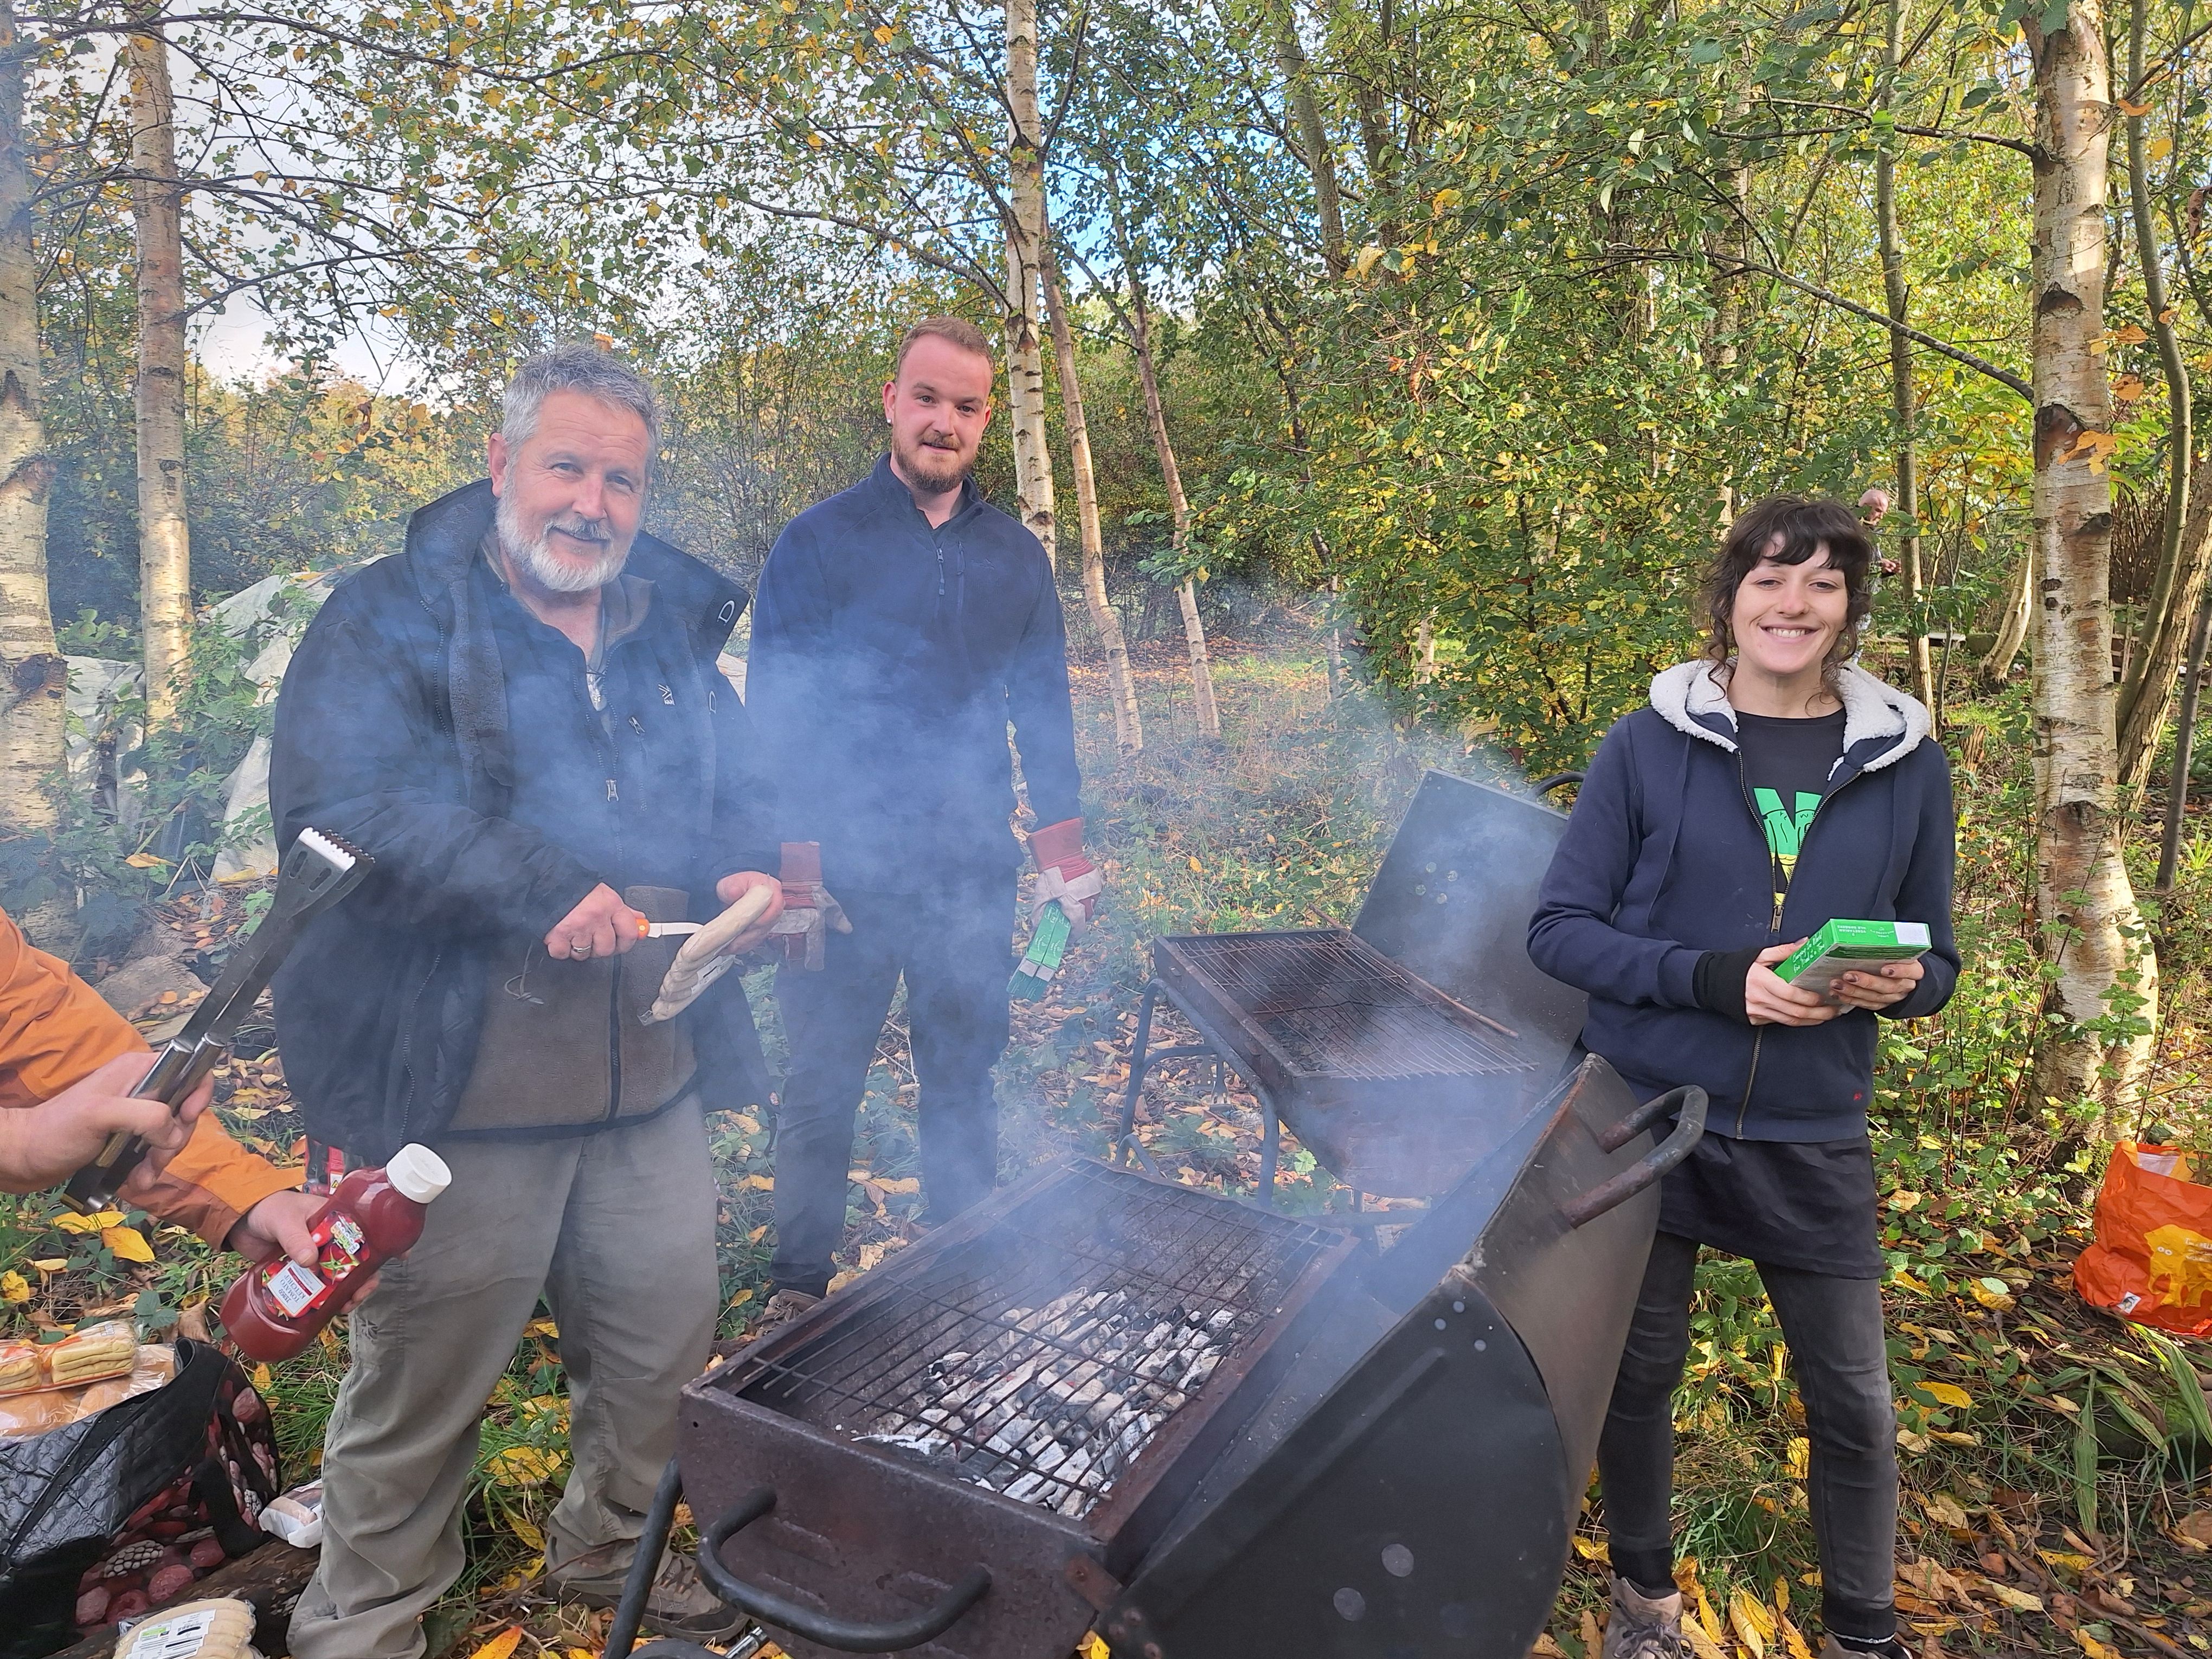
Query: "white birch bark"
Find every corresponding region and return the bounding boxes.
[2025,0,2155,1113]
[1001,0,1056,561]
[129,26,192,729]
[0,0,62,836]
[1041,252,1141,754]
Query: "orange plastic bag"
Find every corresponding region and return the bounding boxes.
[2074,1141,2212,1335]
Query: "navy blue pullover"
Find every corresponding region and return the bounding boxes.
[746,456,1083,889]
[1527,660,1958,1140]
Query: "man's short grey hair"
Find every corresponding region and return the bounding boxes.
[501,342,661,462]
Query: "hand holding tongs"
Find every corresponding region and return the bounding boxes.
[62,827,373,1211]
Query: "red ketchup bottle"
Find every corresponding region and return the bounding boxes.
[220,1144,451,1362]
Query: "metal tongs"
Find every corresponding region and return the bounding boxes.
[61,826,372,1211]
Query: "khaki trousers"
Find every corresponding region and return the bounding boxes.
[287,1101,721,1659]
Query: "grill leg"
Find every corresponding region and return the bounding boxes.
[606,1458,761,1659]
[1118,981,1161,1143]
[1258,1101,1280,1210]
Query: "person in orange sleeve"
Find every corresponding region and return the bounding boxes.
[0,907,321,1265]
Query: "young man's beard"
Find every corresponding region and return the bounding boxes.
[894,431,968,493]
[497,489,629,593]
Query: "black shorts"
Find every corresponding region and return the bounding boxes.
[1655,1129,1884,1278]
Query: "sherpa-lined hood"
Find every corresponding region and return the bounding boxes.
[1649,658,1932,778]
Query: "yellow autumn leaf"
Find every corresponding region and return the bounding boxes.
[1187,855,1203,872]
[53,1210,124,1234]
[1916,1379,1973,1410]
[1982,1582,2043,1613]
[874,1176,919,1194]
[1,1270,28,1304]
[2117,96,2153,117]
[1778,1615,1816,1659]
[2076,1632,2121,1659]
[123,852,170,869]
[1571,1535,1610,1561]
[1971,1277,2016,1312]
[1079,1636,1111,1659]
[1351,244,1387,279]
[102,1226,155,1263]
[742,1173,775,1192]
[1786,1437,1810,1479]
[1731,1587,1775,1656]
[486,1446,560,1486]
[1924,1491,1970,1528]
[252,1362,273,1390]
[1891,1269,1928,1294]
[509,1514,545,1552]
[30,1259,65,1273]
[466,1629,524,1659]
[1681,1619,1728,1659]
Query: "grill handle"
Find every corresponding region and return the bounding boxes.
[1560,1085,1707,1229]
[695,1487,993,1652]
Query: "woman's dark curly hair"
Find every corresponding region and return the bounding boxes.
[1700,494,1875,670]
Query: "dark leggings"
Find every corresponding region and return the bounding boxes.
[1598,1231,1899,1644]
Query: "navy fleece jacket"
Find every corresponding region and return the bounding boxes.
[1527,660,1958,1140]
[747,456,1082,890]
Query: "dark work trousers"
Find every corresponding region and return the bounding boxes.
[768,878,1015,1296]
[1598,1231,1899,1644]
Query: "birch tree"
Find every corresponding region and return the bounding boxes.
[1002,0,1056,558]
[2024,0,2153,1110]
[0,0,61,837]
[126,23,189,729]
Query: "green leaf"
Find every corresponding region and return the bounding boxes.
[2073,1378,2099,1534]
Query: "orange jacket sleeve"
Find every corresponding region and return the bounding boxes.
[0,908,299,1246]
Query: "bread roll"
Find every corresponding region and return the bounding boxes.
[47,1321,134,1386]
[0,1340,38,1393]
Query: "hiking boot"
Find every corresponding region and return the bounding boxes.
[551,1548,749,1643]
[1603,1575,1684,1659]
[1818,1639,1912,1659]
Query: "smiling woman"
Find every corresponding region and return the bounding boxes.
[1528,494,1959,1659]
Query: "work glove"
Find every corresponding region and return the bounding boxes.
[768,841,851,971]
[1028,817,1103,939]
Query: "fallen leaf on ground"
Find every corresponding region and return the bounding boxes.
[1982,1583,2044,1613]
[2074,1632,2121,1659]
[1915,1380,1972,1410]
[102,1226,154,1263]
[1924,1493,1969,1528]
[466,1630,523,1659]
[0,1271,27,1304]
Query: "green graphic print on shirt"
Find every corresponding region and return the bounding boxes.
[1754,787,1821,892]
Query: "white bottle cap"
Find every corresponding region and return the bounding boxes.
[385,1144,452,1205]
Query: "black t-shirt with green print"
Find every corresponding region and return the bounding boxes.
[1734,708,1847,902]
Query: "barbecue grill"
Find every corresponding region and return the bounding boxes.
[606,763,1709,1659]
[1122,769,1587,1198]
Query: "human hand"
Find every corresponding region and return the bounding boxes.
[713,871,787,953]
[545,883,646,961]
[1828,955,1925,1012]
[227,1188,324,1268]
[0,1053,212,1196]
[1744,942,1844,1027]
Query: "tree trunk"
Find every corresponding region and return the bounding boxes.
[1001,0,1056,559]
[1274,5,1346,279]
[0,0,62,839]
[1040,250,1141,755]
[2025,0,2155,1115]
[1979,547,2034,687]
[128,24,191,730]
[1877,0,1935,713]
[2156,586,2212,893]
[2113,0,2198,787]
[1120,243,1220,738]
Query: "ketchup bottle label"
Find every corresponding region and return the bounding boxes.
[260,1212,368,1319]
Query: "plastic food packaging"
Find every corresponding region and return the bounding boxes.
[0,1345,175,1439]
[113,1595,260,1659]
[0,1320,140,1400]
[218,1146,451,1362]
[257,1481,323,1549]
[2076,1140,2212,1334]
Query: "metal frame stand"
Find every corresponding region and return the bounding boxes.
[1118,979,1282,1208]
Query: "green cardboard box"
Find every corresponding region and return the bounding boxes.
[1773,918,1931,996]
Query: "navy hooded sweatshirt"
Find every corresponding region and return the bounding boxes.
[1527,659,1958,1140]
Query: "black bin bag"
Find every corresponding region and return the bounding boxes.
[1,1336,280,1658]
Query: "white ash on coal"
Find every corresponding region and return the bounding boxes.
[853,1287,1239,1517]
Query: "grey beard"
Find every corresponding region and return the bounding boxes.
[496,490,627,593]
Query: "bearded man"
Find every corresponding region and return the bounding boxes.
[268,344,782,1656]
[745,317,1092,1330]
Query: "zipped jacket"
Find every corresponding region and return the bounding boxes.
[267,479,779,1163]
[747,456,1082,890]
[1527,659,1958,1140]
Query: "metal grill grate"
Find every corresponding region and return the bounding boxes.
[1167,932,1532,1081]
[735,1163,1339,1519]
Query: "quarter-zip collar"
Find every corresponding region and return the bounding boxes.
[864,452,987,535]
[1649,658,1930,780]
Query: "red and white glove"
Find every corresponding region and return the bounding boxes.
[768,842,851,971]
[1028,817,1103,939]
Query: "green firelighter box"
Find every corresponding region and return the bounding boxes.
[1773,918,1931,995]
